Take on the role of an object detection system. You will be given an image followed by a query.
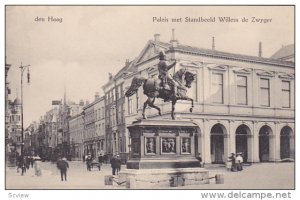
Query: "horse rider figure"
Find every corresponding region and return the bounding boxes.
[157,51,177,95]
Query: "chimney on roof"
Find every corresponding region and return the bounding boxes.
[125,59,130,66]
[108,73,113,81]
[258,42,262,57]
[95,92,100,100]
[212,36,215,51]
[154,34,160,42]
[170,28,178,47]
[85,100,89,105]
[79,99,84,106]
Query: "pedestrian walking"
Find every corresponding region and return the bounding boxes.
[21,156,27,175]
[236,152,244,171]
[16,154,22,173]
[98,154,104,165]
[86,154,92,171]
[29,156,34,168]
[116,155,121,174]
[110,155,121,175]
[34,157,42,176]
[57,157,69,181]
[25,156,30,170]
[229,153,237,172]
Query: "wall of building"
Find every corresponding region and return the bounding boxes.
[122,45,294,164]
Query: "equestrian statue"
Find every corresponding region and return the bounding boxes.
[125,51,196,120]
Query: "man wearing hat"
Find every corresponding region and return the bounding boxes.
[157,51,177,94]
[110,154,122,175]
[229,153,237,172]
[236,152,244,171]
[57,157,69,181]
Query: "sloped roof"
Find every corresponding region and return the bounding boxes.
[135,40,294,67]
[106,39,294,88]
[114,61,133,79]
[173,44,294,67]
[270,44,294,60]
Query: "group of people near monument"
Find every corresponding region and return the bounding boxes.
[110,154,122,175]
[84,153,121,175]
[228,152,244,172]
[16,153,42,176]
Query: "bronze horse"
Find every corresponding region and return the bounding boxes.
[125,68,196,120]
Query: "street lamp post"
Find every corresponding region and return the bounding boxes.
[20,63,30,157]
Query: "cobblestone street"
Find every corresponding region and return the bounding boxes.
[6,161,294,189]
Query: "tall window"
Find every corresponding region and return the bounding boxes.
[112,107,116,126]
[136,93,139,113]
[111,89,115,102]
[116,86,119,100]
[282,80,291,108]
[212,73,223,104]
[128,96,133,115]
[260,78,270,107]
[118,104,123,124]
[237,75,248,105]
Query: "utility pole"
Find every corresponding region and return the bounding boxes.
[20,63,30,157]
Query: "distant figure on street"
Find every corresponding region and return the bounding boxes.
[82,154,85,162]
[25,156,30,170]
[34,157,42,176]
[22,156,28,175]
[16,154,22,173]
[229,153,237,172]
[86,154,92,171]
[98,154,104,165]
[17,156,27,176]
[110,155,121,175]
[57,157,69,181]
[196,153,203,167]
[236,152,244,171]
[29,156,34,168]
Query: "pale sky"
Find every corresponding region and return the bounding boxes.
[5,6,294,127]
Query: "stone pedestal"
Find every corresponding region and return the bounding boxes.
[127,119,201,169]
[120,119,209,188]
[119,168,209,189]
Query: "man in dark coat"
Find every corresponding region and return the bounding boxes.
[86,155,92,171]
[110,155,121,175]
[229,153,237,172]
[57,157,69,181]
[98,154,104,164]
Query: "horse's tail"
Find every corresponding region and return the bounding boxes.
[125,76,147,97]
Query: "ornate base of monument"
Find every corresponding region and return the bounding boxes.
[127,158,200,169]
[120,119,208,188]
[119,168,209,188]
[127,119,201,169]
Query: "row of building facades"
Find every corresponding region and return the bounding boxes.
[5,32,295,164]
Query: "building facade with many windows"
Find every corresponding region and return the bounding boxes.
[121,33,294,164]
[102,61,132,163]
[94,94,106,157]
[69,113,84,160]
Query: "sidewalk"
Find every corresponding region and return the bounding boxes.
[5,162,294,189]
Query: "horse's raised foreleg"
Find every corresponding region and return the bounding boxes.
[189,97,194,112]
[149,98,161,116]
[171,99,177,120]
[181,97,194,112]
